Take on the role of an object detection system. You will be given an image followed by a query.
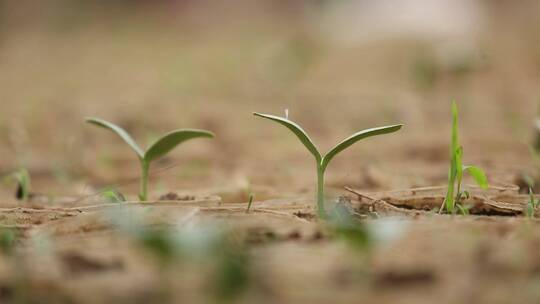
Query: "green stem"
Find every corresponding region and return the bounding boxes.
[455,178,462,205]
[441,164,456,214]
[140,160,150,201]
[317,165,327,218]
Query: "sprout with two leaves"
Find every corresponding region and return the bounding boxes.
[439,101,489,214]
[86,118,214,201]
[254,112,402,218]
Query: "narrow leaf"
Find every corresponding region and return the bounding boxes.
[455,146,463,183]
[527,188,535,217]
[245,193,254,213]
[451,101,459,157]
[321,125,402,171]
[463,165,489,189]
[456,204,470,216]
[144,129,214,163]
[253,113,322,162]
[86,117,144,159]
[444,165,455,213]
[443,101,460,213]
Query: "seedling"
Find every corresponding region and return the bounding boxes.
[3,168,31,201]
[86,117,214,201]
[101,187,126,203]
[526,187,539,218]
[254,111,402,218]
[440,102,488,214]
[245,193,254,214]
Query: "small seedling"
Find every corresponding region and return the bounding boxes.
[3,169,31,201]
[440,101,488,214]
[526,187,539,218]
[86,117,214,201]
[254,111,402,218]
[245,193,254,214]
[101,187,126,203]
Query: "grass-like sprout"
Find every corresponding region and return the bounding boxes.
[3,169,31,201]
[526,187,539,218]
[86,117,214,201]
[440,101,488,214]
[245,193,254,214]
[101,187,126,203]
[254,112,402,218]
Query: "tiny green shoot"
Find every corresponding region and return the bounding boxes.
[440,101,489,214]
[86,117,214,201]
[3,169,31,201]
[101,187,126,203]
[245,193,254,214]
[526,187,539,218]
[254,111,402,218]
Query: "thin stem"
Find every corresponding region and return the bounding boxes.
[455,177,462,206]
[317,165,327,218]
[140,160,150,201]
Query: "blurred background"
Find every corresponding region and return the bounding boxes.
[1,0,539,200]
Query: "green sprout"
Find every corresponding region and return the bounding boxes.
[86,117,214,201]
[526,187,539,218]
[245,193,254,214]
[440,101,488,214]
[254,112,402,218]
[101,187,126,203]
[3,169,31,201]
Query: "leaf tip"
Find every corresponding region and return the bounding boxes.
[204,130,216,138]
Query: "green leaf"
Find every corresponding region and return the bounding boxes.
[451,101,459,157]
[456,203,471,216]
[321,125,402,171]
[253,113,322,162]
[527,204,535,218]
[455,146,463,183]
[86,117,144,159]
[463,165,488,189]
[245,193,254,214]
[443,101,460,213]
[527,188,535,217]
[144,129,214,163]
